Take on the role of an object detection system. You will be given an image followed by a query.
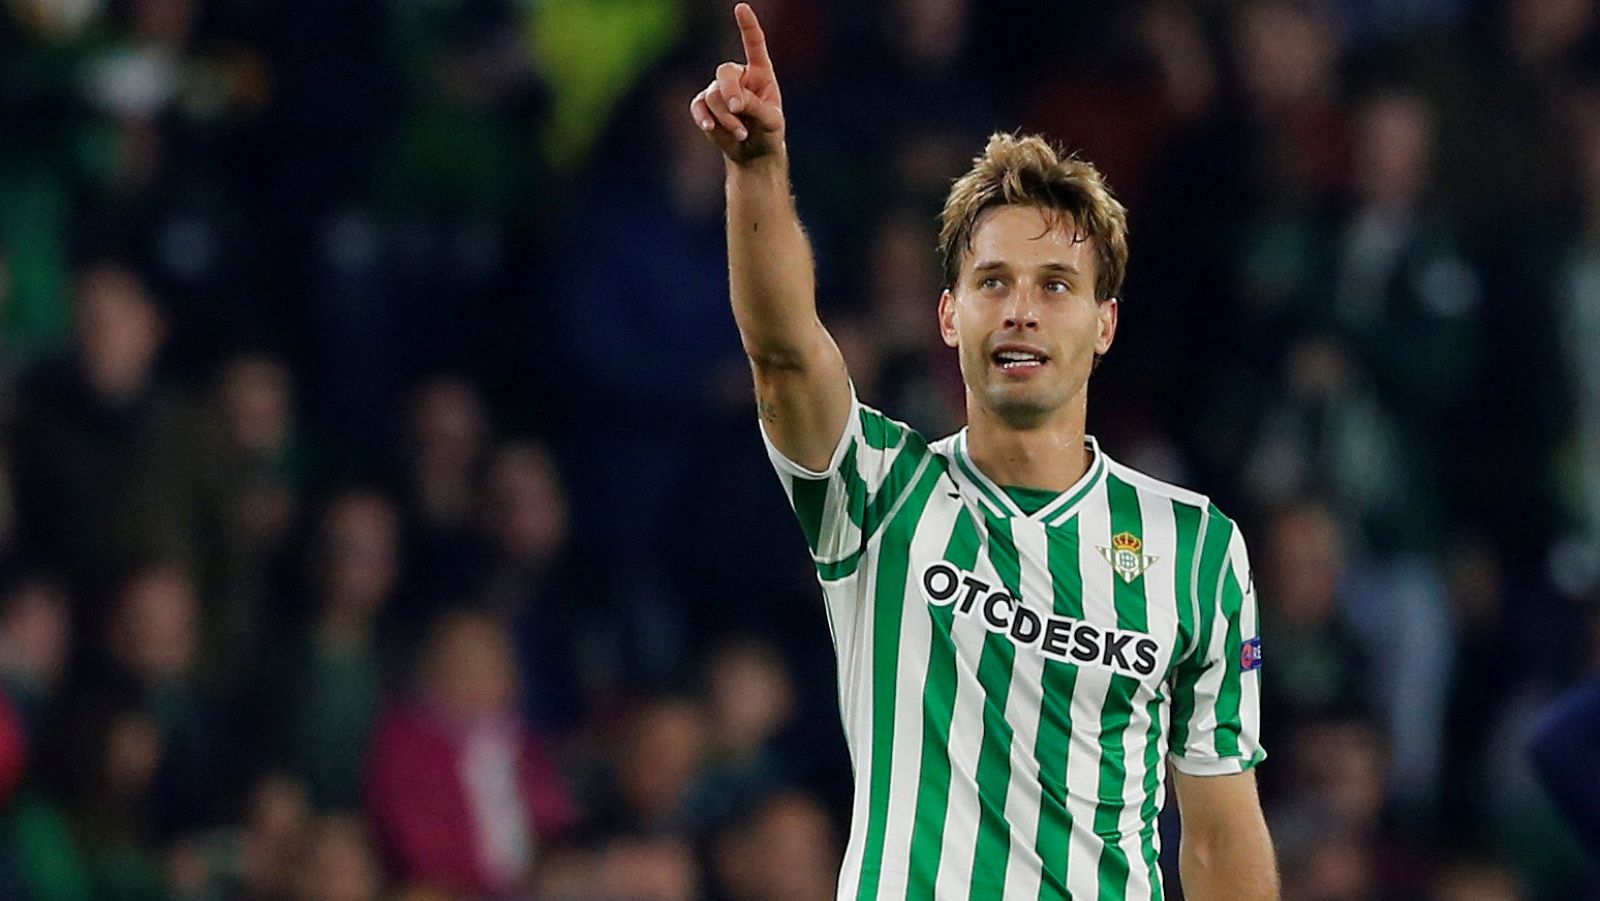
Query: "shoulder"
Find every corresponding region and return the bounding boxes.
[1102,455,1214,518]
[854,400,928,451]
[1101,456,1249,561]
[849,400,945,480]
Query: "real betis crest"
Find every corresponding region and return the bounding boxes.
[1098,531,1158,584]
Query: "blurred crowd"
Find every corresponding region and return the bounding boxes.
[4,0,1600,898]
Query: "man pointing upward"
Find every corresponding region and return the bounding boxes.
[691,6,1278,899]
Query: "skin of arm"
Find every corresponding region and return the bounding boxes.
[727,153,851,471]
[694,4,851,472]
[1171,768,1279,901]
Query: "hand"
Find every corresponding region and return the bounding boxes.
[689,3,785,165]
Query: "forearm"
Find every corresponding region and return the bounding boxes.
[1179,820,1279,901]
[725,150,823,368]
[698,4,850,468]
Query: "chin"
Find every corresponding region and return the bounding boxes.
[984,388,1060,430]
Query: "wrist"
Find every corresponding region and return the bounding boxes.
[727,144,789,178]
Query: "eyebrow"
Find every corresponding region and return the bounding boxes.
[972,260,1080,275]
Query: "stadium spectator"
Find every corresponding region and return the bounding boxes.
[261,490,403,812]
[1335,92,1479,432]
[210,352,302,674]
[1257,500,1373,735]
[400,375,493,620]
[1325,91,1479,552]
[9,261,229,602]
[0,573,71,741]
[62,700,170,901]
[713,791,840,901]
[293,814,384,901]
[1278,827,1377,901]
[686,638,800,828]
[99,562,227,835]
[243,774,315,900]
[480,443,587,732]
[164,772,313,901]
[587,696,711,839]
[587,834,700,901]
[366,610,576,897]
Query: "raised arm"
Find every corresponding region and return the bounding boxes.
[690,3,851,471]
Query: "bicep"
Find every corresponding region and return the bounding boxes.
[750,320,852,473]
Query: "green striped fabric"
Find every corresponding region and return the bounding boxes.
[761,397,1264,900]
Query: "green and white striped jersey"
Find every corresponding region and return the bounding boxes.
[763,393,1265,901]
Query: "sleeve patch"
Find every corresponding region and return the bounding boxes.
[1240,636,1262,672]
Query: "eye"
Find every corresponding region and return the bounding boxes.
[1045,279,1069,293]
[979,276,1005,291]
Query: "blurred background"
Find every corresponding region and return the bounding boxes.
[1,0,1600,898]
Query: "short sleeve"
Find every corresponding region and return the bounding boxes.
[759,387,930,580]
[1168,510,1266,776]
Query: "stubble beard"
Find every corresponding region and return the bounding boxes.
[983,382,1063,430]
[968,353,1075,431]
[957,336,1091,431]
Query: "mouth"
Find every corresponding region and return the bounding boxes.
[990,344,1051,371]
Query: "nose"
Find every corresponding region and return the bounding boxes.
[1001,289,1041,331]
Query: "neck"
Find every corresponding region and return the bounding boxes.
[964,389,1091,491]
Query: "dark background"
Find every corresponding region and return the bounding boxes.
[1,0,1598,898]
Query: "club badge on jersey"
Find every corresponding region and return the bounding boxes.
[1096,530,1158,584]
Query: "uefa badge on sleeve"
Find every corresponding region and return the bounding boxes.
[1240,636,1263,672]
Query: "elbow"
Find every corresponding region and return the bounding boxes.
[1180,820,1279,900]
[740,317,826,374]
[1181,829,1222,869]
[743,340,811,374]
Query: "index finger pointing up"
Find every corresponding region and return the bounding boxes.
[734,3,771,68]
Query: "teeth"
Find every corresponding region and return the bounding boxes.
[995,350,1044,366]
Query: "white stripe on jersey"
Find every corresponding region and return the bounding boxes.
[875,492,961,895]
[1000,516,1051,900]
[1067,479,1116,900]
[931,542,1000,897]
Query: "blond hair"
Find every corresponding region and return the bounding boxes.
[938,133,1129,301]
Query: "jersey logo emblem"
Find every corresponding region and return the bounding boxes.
[1241,636,1263,671]
[1097,531,1158,584]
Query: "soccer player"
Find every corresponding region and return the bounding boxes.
[689,6,1278,899]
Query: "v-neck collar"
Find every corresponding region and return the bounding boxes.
[948,429,1107,525]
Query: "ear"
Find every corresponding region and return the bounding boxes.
[938,289,959,348]
[1095,297,1118,355]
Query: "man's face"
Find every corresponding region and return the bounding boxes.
[939,205,1117,429]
